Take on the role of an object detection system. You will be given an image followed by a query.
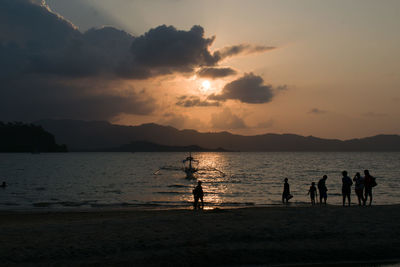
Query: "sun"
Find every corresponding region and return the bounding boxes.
[200,80,211,92]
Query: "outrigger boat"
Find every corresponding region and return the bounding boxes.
[183,153,198,179]
[154,153,225,179]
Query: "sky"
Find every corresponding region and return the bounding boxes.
[1,0,399,139]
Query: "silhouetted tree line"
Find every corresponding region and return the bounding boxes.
[0,122,67,152]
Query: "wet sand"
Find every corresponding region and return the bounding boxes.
[1,205,399,266]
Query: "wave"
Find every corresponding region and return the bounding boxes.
[33,200,96,208]
[156,191,184,195]
[167,184,190,188]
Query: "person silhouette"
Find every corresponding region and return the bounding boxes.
[341,171,353,207]
[282,178,291,204]
[308,182,318,205]
[318,175,328,205]
[353,172,365,206]
[193,181,204,210]
[363,170,375,206]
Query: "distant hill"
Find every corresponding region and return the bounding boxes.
[0,122,67,152]
[34,119,400,152]
[103,141,230,152]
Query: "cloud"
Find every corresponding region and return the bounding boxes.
[197,67,237,79]
[210,108,247,129]
[309,108,327,114]
[208,73,275,104]
[213,44,275,60]
[176,96,220,107]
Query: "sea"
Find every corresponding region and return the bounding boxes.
[0,152,399,211]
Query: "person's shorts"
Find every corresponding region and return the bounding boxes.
[320,192,327,198]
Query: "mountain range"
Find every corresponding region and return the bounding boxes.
[34,119,400,152]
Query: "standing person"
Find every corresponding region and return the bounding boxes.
[342,171,353,207]
[318,175,328,205]
[308,182,318,205]
[192,181,204,210]
[282,178,291,204]
[364,170,376,206]
[353,172,365,206]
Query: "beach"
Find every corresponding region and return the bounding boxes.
[1,205,399,266]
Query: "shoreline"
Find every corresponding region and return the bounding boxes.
[2,202,400,214]
[1,205,400,266]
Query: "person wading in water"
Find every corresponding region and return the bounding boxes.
[193,181,204,210]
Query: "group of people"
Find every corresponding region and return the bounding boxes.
[282,169,377,206]
[193,169,377,209]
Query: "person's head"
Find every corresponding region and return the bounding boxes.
[323,175,328,180]
[342,171,348,177]
[312,182,315,186]
[364,169,370,176]
[355,172,361,178]
[198,181,202,185]
[284,178,288,183]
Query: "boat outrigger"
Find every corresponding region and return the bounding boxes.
[154,153,225,179]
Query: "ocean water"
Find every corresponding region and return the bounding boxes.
[0,152,399,210]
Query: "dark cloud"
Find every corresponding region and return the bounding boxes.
[128,25,218,77]
[210,108,247,129]
[197,67,237,79]
[309,108,327,114]
[213,44,275,60]
[0,0,155,121]
[0,76,156,121]
[209,73,275,104]
[176,96,220,107]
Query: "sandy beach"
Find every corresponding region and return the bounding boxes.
[1,205,399,266]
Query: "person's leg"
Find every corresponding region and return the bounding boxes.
[282,193,288,204]
[369,190,373,206]
[347,193,351,206]
[361,189,366,204]
[200,196,204,209]
[342,193,346,206]
[194,196,199,210]
[364,188,371,206]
